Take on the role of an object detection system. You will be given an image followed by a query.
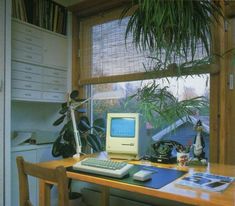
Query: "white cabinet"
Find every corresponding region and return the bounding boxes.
[11,19,68,102]
[11,144,58,206]
[43,32,68,68]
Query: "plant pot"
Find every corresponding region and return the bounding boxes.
[177,152,190,166]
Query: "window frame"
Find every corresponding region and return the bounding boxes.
[77,7,220,163]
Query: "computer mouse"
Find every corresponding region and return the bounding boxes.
[132,170,152,181]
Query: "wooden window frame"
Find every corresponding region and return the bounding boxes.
[70,2,235,164]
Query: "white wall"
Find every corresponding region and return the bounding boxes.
[0,0,5,204]
[11,101,63,133]
[3,0,12,205]
[0,0,11,205]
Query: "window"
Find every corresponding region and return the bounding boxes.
[91,75,210,159]
[79,8,213,159]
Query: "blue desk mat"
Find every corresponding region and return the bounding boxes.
[67,165,187,189]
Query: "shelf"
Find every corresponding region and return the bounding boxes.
[12,0,67,35]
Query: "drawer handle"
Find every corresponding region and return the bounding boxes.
[25,76,32,79]
[24,93,32,97]
[25,55,33,59]
[25,85,32,88]
[53,95,59,98]
[53,72,59,75]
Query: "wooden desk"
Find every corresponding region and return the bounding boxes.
[37,153,235,206]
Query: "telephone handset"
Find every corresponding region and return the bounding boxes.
[151,140,184,163]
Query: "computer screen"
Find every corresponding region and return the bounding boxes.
[110,117,135,138]
[106,113,144,159]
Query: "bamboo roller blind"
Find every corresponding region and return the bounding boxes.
[79,8,219,85]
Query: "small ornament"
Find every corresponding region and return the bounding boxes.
[189,120,207,165]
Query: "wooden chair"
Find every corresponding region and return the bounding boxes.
[16,156,69,206]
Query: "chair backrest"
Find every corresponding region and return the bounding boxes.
[16,156,69,206]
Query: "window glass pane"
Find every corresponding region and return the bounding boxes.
[92,75,210,159]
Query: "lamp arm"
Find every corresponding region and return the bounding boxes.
[70,106,82,158]
[69,97,91,158]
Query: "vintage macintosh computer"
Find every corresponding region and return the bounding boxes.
[73,113,148,178]
[106,113,146,160]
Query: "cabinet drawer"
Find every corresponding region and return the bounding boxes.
[42,92,65,101]
[12,89,42,99]
[12,40,42,54]
[12,80,42,91]
[12,61,42,75]
[12,49,42,63]
[43,76,66,85]
[44,68,67,78]
[12,20,42,38]
[12,70,42,82]
[42,83,66,92]
[12,32,42,47]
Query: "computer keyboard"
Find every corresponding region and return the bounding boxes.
[72,158,133,178]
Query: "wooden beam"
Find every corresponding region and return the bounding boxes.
[72,13,79,90]
[79,63,219,85]
[68,0,130,17]
[225,1,235,18]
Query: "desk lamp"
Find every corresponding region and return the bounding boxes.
[70,90,125,159]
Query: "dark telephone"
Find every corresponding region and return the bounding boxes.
[151,140,184,163]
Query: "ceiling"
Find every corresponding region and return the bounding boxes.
[53,0,83,7]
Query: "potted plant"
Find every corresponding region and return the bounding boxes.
[122,0,223,72]
[125,81,208,129]
[52,90,105,158]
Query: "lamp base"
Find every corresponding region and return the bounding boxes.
[73,153,81,160]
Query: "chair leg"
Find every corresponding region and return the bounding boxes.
[39,180,51,206]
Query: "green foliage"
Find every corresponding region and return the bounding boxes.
[122,0,223,69]
[125,81,208,128]
[52,90,105,158]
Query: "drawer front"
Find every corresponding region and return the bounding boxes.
[12,80,42,91]
[42,92,66,101]
[42,83,66,92]
[12,61,42,75]
[12,40,42,54]
[12,89,42,100]
[12,32,42,47]
[12,21,42,38]
[43,76,66,85]
[44,68,67,78]
[12,70,42,82]
[12,49,42,63]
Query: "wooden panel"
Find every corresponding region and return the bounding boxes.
[225,1,235,18]
[225,18,235,164]
[72,13,79,90]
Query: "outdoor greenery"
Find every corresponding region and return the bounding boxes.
[125,81,208,128]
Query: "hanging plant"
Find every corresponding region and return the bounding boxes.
[122,0,223,70]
